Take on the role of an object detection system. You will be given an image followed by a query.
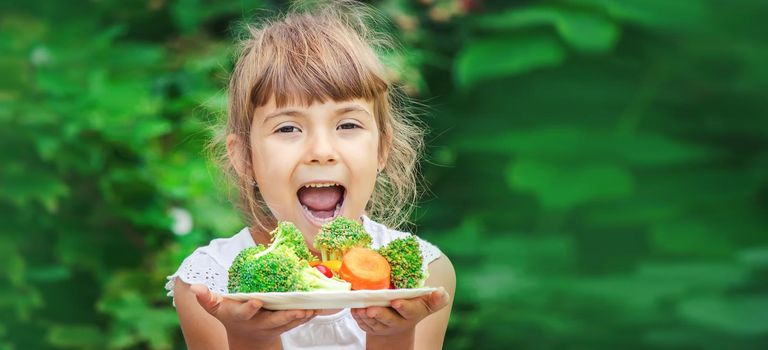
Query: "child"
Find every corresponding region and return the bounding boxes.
[165,1,455,349]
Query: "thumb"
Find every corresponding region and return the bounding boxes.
[190,284,264,322]
[392,287,450,320]
[426,287,450,311]
[191,284,221,315]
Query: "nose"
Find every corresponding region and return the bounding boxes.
[306,129,338,165]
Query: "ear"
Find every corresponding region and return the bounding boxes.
[226,133,250,179]
[378,131,391,173]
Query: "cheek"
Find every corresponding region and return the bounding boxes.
[344,135,380,189]
[252,138,297,173]
[250,141,297,199]
[346,131,380,162]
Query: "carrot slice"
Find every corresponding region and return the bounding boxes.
[338,247,391,290]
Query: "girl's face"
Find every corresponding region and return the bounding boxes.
[244,97,384,241]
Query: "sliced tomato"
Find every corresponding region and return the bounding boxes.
[315,265,333,278]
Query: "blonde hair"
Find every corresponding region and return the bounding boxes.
[210,0,425,233]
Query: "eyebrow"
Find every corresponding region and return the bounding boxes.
[262,105,371,124]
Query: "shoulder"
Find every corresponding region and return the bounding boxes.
[425,254,455,291]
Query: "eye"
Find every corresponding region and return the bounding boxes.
[276,125,301,133]
[338,122,361,130]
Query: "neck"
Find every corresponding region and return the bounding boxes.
[248,225,272,246]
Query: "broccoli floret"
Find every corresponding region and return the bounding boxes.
[228,241,351,293]
[230,245,304,293]
[226,221,310,293]
[268,221,314,261]
[227,244,267,292]
[313,217,372,261]
[377,236,427,289]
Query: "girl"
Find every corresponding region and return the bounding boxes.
[165,1,455,349]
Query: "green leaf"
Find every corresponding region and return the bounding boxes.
[170,0,261,34]
[201,90,228,113]
[33,134,62,161]
[27,265,71,283]
[651,220,735,257]
[0,13,47,51]
[0,286,43,320]
[506,159,633,210]
[455,35,566,89]
[475,6,620,53]
[645,326,742,348]
[678,296,768,336]
[454,126,713,166]
[0,237,25,286]
[0,170,69,211]
[98,291,179,349]
[565,0,709,32]
[739,247,768,268]
[636,262,749,291]
[467,263,522,301]
[0,57,29,92]
[428,219,576,272]
[583,198,682,227]
[555,11,619,53]
[567,275,686,310]
[566,262,748,314]
[47,325,106,348]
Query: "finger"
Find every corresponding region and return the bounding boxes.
[351,308,363,322]
[357,321,375,333]
[366,306,400,326]
[191,284,223,316]
[426,287,451,311]
[363,316,387,333]
[390,298,423,320]
[392,287,450,320]
[263,309,311,328]
[352,308,369,322]
[352,312,375,333]
[356,309,386,333]
[231,299,264,321]
[351,309,375,333]
[193,284,265,322]
[273,313,317,333]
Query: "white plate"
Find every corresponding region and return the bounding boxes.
[224,288,439,310]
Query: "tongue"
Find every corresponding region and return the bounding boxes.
[298,186,343,211]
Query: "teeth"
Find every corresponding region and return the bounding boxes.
[303,182,340,188]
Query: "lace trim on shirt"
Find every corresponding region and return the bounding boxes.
[415,236,443,273]
[165,252,228,301]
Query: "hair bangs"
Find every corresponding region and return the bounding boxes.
[249,19,388,109]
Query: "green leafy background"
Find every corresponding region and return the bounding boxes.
[2,0,767,349]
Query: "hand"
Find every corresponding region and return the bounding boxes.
[351,287,450,336]
[190,284,316,349]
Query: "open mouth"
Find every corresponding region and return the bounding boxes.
[297,182,346,225]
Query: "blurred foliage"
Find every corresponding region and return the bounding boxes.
[1,0,767,349]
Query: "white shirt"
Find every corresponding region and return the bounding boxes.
[165,215,443,349]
